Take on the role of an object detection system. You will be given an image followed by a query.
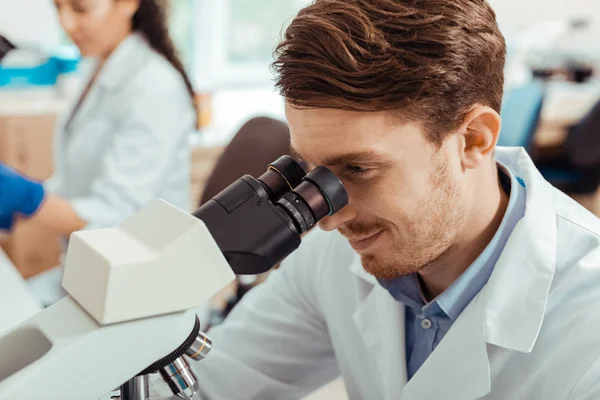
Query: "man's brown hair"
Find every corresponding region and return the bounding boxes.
[273,0,507,143]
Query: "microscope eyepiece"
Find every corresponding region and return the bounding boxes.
[257,156,306,200]
[302,167,349,215]
[276,167,348,235]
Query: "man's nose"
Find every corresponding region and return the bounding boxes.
[318,202,357,232]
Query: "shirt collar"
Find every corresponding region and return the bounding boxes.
[379,273,423,311]
[380,162,527,320]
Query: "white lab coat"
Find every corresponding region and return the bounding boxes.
[46,32,195,230]
[27,33,195,305]
[190,147,600,400]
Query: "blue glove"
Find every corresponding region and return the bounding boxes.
[0,163,46,231]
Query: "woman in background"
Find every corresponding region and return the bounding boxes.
[0,0,197,304]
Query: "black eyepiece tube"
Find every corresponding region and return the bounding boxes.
[192,158,348,275]
[302,167,349,215]
[257,156,306,200]
[276,166,348,235]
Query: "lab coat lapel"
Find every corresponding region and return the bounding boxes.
[400,149,556,400]
[402,294,491,400]
[63,33,149,141]
[483,148,557,353]
[349,251,491,400]
[64,75,105,139]
[351,257,408,400]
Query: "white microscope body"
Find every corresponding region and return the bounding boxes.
[0,156,349,400]
[0,200,235,400]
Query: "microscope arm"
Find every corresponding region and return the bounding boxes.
[0,297,197,400]
[0,199,235,400]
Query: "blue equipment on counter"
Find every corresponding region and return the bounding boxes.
[0,54,80,88]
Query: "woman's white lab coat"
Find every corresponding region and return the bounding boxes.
[27,33,195,305]
[46,32,195,229]
[191,147,600,400]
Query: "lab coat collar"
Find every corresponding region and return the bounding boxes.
[349,255,378,285]
[482,147,557,353]
[351,256,408,400]
[349,147,556,399]
[351,254,491,400]
[96,32,151,91]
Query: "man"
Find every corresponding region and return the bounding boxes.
[191,1,600,399]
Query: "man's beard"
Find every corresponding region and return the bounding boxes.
[346,154,467,280]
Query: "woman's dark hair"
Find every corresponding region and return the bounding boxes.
[132,0,197,125]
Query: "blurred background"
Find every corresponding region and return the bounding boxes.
[1,0,599,205]
[0,1,599,398]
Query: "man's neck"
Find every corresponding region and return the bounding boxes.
[418,164,510,301]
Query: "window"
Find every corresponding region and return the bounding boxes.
[192,0,310,90]
[226,0,308,64]
[56,0,195,65]
[168,0,194,69]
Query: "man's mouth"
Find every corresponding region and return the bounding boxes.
[345,230,385,252]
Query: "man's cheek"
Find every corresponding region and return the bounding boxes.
[363,188,398,215]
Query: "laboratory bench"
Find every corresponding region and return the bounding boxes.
[0,247,41,335]
[532,79,600,214]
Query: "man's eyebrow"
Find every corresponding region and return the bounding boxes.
[289,146,386,167]
[321,151,387,167]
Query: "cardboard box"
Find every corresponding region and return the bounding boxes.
[0,105,61,278]
[0,113,56,180]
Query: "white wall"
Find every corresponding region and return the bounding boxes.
[1,0,597,52]
[490,0,600,54]
[0,0,62,48]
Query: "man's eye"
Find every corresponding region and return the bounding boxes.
[344,165,370,176]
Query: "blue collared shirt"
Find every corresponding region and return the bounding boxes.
[379,163,527,380]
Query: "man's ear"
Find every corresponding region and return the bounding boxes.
[456,105,501,170]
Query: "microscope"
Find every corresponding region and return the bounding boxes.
[0,156,348,400]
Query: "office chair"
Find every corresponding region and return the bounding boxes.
[497,80,545,150]
[199,116,292,204]
[198,116,293,325]
[539,99,600,194]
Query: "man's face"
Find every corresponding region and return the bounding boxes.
[287,106,470,280]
